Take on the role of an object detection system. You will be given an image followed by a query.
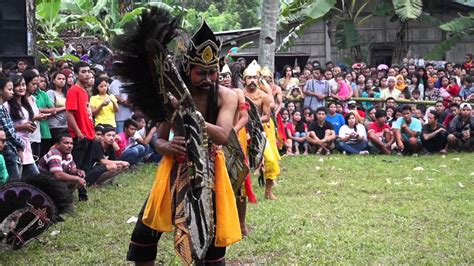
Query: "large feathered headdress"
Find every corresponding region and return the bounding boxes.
[113,7,186,122]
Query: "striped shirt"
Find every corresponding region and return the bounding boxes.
[38,147,77,174]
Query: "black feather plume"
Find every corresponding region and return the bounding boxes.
[113,7,183,122]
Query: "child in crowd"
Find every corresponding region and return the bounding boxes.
[90,77,119,127]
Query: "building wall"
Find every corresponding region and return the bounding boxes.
[222,8,474,67]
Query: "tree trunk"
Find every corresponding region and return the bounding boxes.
[258,0,279,72]
[392,20,408,65]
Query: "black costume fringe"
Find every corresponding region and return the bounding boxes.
[113,7,182,122]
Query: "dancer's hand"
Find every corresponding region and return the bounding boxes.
[169,136,186,158]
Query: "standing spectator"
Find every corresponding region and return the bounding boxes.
[37,134,86,213]
[62,68,75,88]
[303,68,328,111]
[285,110,309,155]
[66,61,95,172]
[75,44,89,62]
[87,125,129,186]
[88,36,112,66]
[47,72,69,142]
[0,77,25,181]
[23,70,45,158]
[325,102,345,135]
[422,110,448,154]
[63,40,76,55]
[109,72,133,133]
[324,69,338,96]
[368,109,393,154]
[31,71,57,158]
[408,73,424,99]
[393,105,422,155]
[90,77,119,127]
[16,59,28,73]
[306,107,336,155]
[381,76,401,100]
[0,130,9,184]
[5,75,43,178]
[452,64,462,86]
[278,65,299,93]
[336,112,369,155]
[447,103,473,151]
[463,53,473,72]
[332,73,352,101]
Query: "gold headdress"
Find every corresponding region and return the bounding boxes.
[185,20,221,71]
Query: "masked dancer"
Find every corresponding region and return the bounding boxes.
[243,61,280,200]
[115,8,241,265]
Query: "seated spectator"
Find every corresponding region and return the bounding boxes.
[363,107,376,129]
[37,134,86,213]
[422,110,448,154]
[368,109,393,154]
[326,102,345,135]
[347,100,365,124]
[443,103,460,128]
[0,130,8,184]
[361,79,380,110]
[447,103,473,152]
[335,102,344,115]
[86,125,129,186]
[385,97,397,109]
[414,104,427,124]
[393,105,422,155]
[434,100,448,124]
[285,110,308,155]
[386,106,395,126]
[336,112,369,155]
[116,119,156,165]
[306,107,336,155]
[90,77,119,127]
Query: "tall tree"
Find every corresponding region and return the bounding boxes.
[258,0,279,71]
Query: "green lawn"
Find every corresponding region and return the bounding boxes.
[1,153,473,264]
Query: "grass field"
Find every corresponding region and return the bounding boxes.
[1,153,473,264]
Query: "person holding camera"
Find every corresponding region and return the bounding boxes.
[336,112,369,155]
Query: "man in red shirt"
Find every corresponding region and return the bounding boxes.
[368,109,393,154]
[66,61,96,172]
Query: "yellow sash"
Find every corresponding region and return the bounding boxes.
[141,152,241,246]
[263,120,281,180]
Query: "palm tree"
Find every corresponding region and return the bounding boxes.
[258,0,280,71]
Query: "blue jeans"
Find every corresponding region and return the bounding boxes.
[119,144,147,165]
[3,145,21,181]
[116,121,125,133]
[21,163,39,179]
[336,140,368,154]
[293,132,308,147]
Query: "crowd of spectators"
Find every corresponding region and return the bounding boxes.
[0,40,162,214]
[272,55,473,156]
[0,38,473,214]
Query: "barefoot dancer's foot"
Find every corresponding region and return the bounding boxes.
[264,179,277,200]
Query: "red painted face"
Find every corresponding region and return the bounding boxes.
[190,65,218,91]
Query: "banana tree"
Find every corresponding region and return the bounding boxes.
[278,0,373,63]
[424,11,474,60]
[259,0,280,71]
[278,0,337,52]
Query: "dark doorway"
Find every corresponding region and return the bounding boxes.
[371,46,394,66]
